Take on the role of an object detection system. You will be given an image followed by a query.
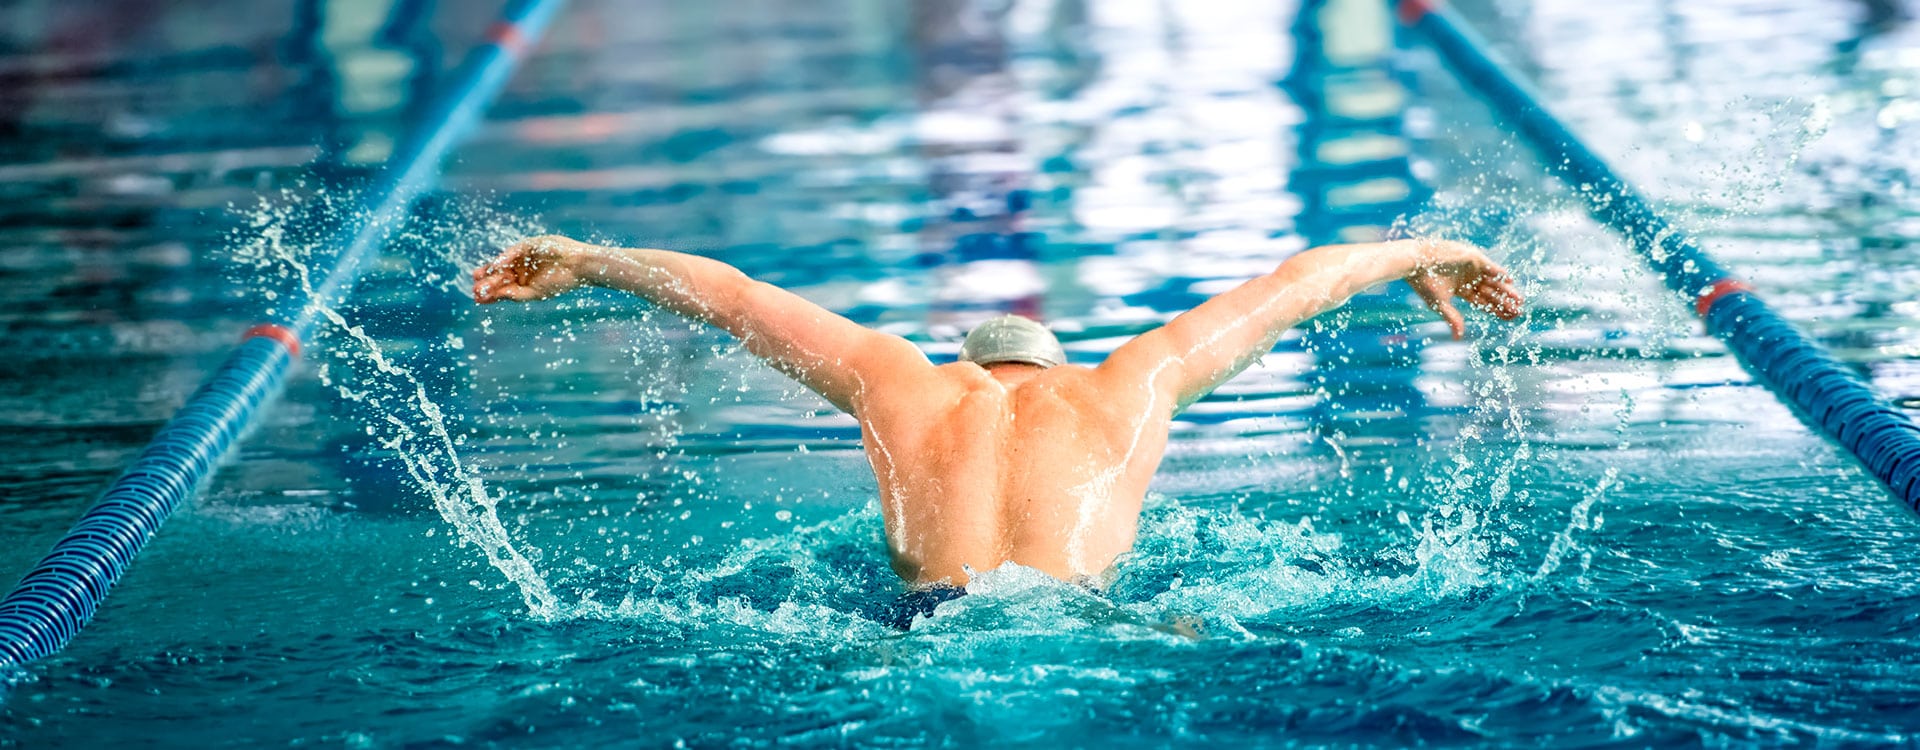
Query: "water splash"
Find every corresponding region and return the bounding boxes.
[228,190,564,615]
[220,186,1600,635]
[575,487,1524,640]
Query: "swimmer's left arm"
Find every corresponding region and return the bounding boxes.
[1099,239,1523,412]
[473,236,932,415]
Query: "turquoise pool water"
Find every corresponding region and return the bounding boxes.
[4,0,1920,745]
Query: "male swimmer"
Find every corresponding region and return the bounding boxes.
[472,236,1523,627]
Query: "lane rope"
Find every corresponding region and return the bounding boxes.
[0,0,571,668]
[1399,0,1920,512]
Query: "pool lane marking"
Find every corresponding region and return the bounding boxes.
[489,22,531,57]
[0,0,572,670]
[242,323,302,357]
[1694,279,1754,319]
[1397,0,1437,24]
[1400,0,1920,517]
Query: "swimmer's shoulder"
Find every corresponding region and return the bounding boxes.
[860,362,972,415]
[1037,365,1166,421]
[1012,366,1125,413]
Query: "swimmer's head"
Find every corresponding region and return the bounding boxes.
[958,314,1066,369]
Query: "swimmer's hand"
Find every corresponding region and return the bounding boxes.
[473,235,588,303]
[1403,243,1524,339]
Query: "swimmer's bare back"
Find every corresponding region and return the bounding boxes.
[473,236,1523,587]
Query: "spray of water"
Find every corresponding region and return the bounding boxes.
[230,189,565,616]
[214,125,1827,634]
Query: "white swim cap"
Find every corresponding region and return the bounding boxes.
[958,315,1066,368]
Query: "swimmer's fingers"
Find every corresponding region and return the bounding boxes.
[474,258,547,302]
[483,236,569,274]
[472,250,517,303]
[1492,276,1525,318]
[1466,276,1524,320]
[473,267,531,304]
[472,260,509,303]
[1410,271,1468,339]
[481,243,536,279]
[491,285,542,302]
[477,243,587,305]
[1429,296,1467,339]
[473,240,556,303]
[475,278,539,304]
[473,276,504,304]
[473,269,493,303]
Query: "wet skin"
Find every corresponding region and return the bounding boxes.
[474,236,1523,587]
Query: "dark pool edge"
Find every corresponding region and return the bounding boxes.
[0,0,571,670]
[1397,0,1920,511]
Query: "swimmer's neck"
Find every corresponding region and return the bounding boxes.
[982,362,1048,387]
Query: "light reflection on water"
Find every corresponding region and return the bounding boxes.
[1,0,1918,745]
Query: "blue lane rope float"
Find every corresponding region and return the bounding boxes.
[0,0,569,668]
[1396,0,1920,510]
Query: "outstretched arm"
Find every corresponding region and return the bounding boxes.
[472,235,931,415]
[1097,239,1523,413]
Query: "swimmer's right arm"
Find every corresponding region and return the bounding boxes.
[472,235,932,415]
[1098,239,1523,412]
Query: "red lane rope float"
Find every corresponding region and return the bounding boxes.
[488,22,530,57]
[1397,0,1437,25]
[1694,279,1754,318]
[241,323,302,358]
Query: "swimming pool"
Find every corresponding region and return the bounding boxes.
[4,0,1920,745]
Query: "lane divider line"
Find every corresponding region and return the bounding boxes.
[241,323,302,357]
[1399,0,1920,513]
[0,0,570,669]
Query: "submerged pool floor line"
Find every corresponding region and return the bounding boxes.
[0,0,570,668]
[1398,0,1920,511]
